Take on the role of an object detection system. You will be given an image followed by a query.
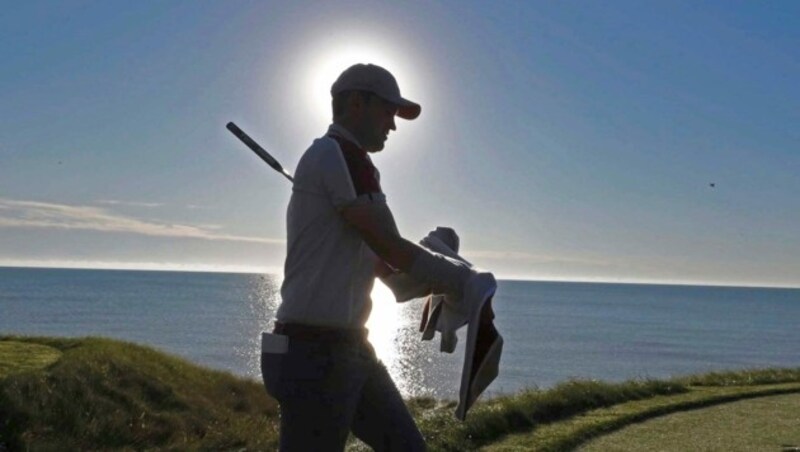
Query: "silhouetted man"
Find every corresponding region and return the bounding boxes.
[261,63,488,451]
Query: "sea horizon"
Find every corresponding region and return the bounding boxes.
[1,264,797,291]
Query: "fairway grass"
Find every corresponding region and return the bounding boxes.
[0,340,61,379]
[485,382,800,451]
[581,392,800,451]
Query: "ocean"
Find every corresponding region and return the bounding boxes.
[1,267,798,399]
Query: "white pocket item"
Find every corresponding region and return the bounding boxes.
[261,332,289,354]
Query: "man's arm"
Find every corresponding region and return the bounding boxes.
[340,202,419,272]
[340,202,471,296]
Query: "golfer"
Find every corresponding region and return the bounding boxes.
[261,63,485,451]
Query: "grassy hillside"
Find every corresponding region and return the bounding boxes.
[0,336,278,451]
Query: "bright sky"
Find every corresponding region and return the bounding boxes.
[1,1,798,287]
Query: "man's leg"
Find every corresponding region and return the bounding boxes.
[350,359,426,451]
[273,341,367,451]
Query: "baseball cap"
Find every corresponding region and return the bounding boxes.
[330,63,421,120]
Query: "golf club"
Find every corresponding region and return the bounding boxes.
[226,122,294,183]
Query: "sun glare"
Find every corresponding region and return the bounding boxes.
[366,279,401,365]
[303,40,418,125]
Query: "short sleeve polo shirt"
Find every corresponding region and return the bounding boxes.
[276,124,384,328]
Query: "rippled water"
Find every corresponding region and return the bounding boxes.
[1,267,798,399]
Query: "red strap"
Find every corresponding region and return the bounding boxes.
[328,135,382,196]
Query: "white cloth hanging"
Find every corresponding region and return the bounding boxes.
[380,227,504,420]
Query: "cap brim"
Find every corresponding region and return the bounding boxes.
[393,97,421,120]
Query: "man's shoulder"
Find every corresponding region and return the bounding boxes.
[297,135,343,172]
[292,135,351,195]
[302,134,336,156]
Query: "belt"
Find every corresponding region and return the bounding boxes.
[273,321,369,344]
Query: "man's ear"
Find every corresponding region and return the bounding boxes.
[347,91,365,115]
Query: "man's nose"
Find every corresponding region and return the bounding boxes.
[389,115,396,131]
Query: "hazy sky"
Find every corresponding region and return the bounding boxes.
[1,1,798,287]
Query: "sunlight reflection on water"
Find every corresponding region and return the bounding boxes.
[245,276,463,399]
[365,281,463,398]
[367,281,424,397]
[236,274,282,378]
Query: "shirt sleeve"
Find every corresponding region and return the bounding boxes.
[316,139,358,208]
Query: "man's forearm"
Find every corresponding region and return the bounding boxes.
[340,202,471,296]
[361,233,420,272]
[368,235,470,297]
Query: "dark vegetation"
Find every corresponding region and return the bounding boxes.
[0,336,278,451]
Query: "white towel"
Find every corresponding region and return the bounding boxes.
[380,227,504,420]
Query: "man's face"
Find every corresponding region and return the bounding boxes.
[356,95,398,153]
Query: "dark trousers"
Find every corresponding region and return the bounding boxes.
[261,327,426,451]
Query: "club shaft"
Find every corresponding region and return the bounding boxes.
[226,122,293,182]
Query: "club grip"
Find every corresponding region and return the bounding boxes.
[226,122,282,169]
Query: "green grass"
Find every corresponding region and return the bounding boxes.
[0,340,62,378]
[409,379,688,451]
[0,335,279,451]
[486,382,800,451]
[581,392,800,451]
[2,335,799,451]
[405,368,800,451]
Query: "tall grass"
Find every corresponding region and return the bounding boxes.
[675,368,800,387]
[0,336,278,451]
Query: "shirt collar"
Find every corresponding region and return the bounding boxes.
[327,123,363,150]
